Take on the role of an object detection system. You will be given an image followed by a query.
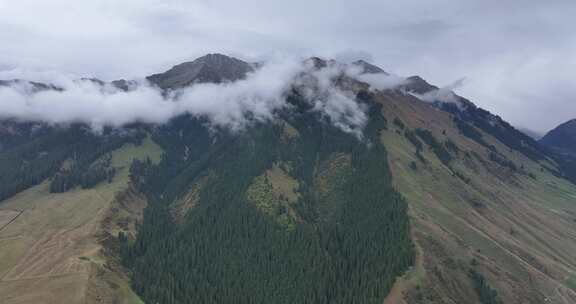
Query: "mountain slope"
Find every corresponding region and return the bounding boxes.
[353,60,389,75]
[378,90,576,304]
[541,119,576,156]
[539,119,576,184]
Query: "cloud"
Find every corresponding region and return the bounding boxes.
[173,58,301,131]
[340,62,409,91]
[411,77,467,105]
[0,58,405,137]
[1,0,574,131]
[356,73,409,91]
[294,60,370,138]
[0,80,174,130]
[0,68,80,87]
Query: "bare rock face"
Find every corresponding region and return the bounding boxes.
[146,53,254,90]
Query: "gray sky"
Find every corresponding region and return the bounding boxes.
[0,0,574,132]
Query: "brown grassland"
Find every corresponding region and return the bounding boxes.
[0,137,161,304]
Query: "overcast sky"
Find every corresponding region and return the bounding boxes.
[0,0,574,132]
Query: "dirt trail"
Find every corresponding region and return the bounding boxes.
[0,210,23,233]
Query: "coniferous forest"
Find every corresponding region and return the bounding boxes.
[121,92,415,304]
[0,123,144,200]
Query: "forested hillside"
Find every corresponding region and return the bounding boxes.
[0,122,146,201]
[121,91,414,304]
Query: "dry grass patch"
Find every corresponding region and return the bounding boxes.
[267,163,300,203]
[247,162,301,229]
[170,173,213,224]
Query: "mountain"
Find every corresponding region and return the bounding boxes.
[1,54,576,304]
[539,119,576,184]
[541,119,576,156]
[400,75,438,94]
[518,127,544,140]
[353,59,389,75]
[146,53,255,90]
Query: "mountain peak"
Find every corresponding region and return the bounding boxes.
[303,57,340,69]
[352,60,388,75]
[398,75,438,94]
[146,53,254,90]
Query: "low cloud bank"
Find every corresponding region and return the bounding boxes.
[0,80,175,129]
[412,77,467,105]
[0,58,406,136]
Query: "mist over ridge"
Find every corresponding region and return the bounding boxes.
[0,54,409,136]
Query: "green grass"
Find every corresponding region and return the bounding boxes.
[564,275,576,292]
[118,279,146,304]
[110,136,163,188]
[111,136,163,168]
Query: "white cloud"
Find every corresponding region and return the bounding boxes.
[0,0,574,131]
[356,73,409,91]
[0,80,174,131]
[411,77,466,105]
[174,58,301,131]
[0,58,405,137]
[295,61,370,138]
